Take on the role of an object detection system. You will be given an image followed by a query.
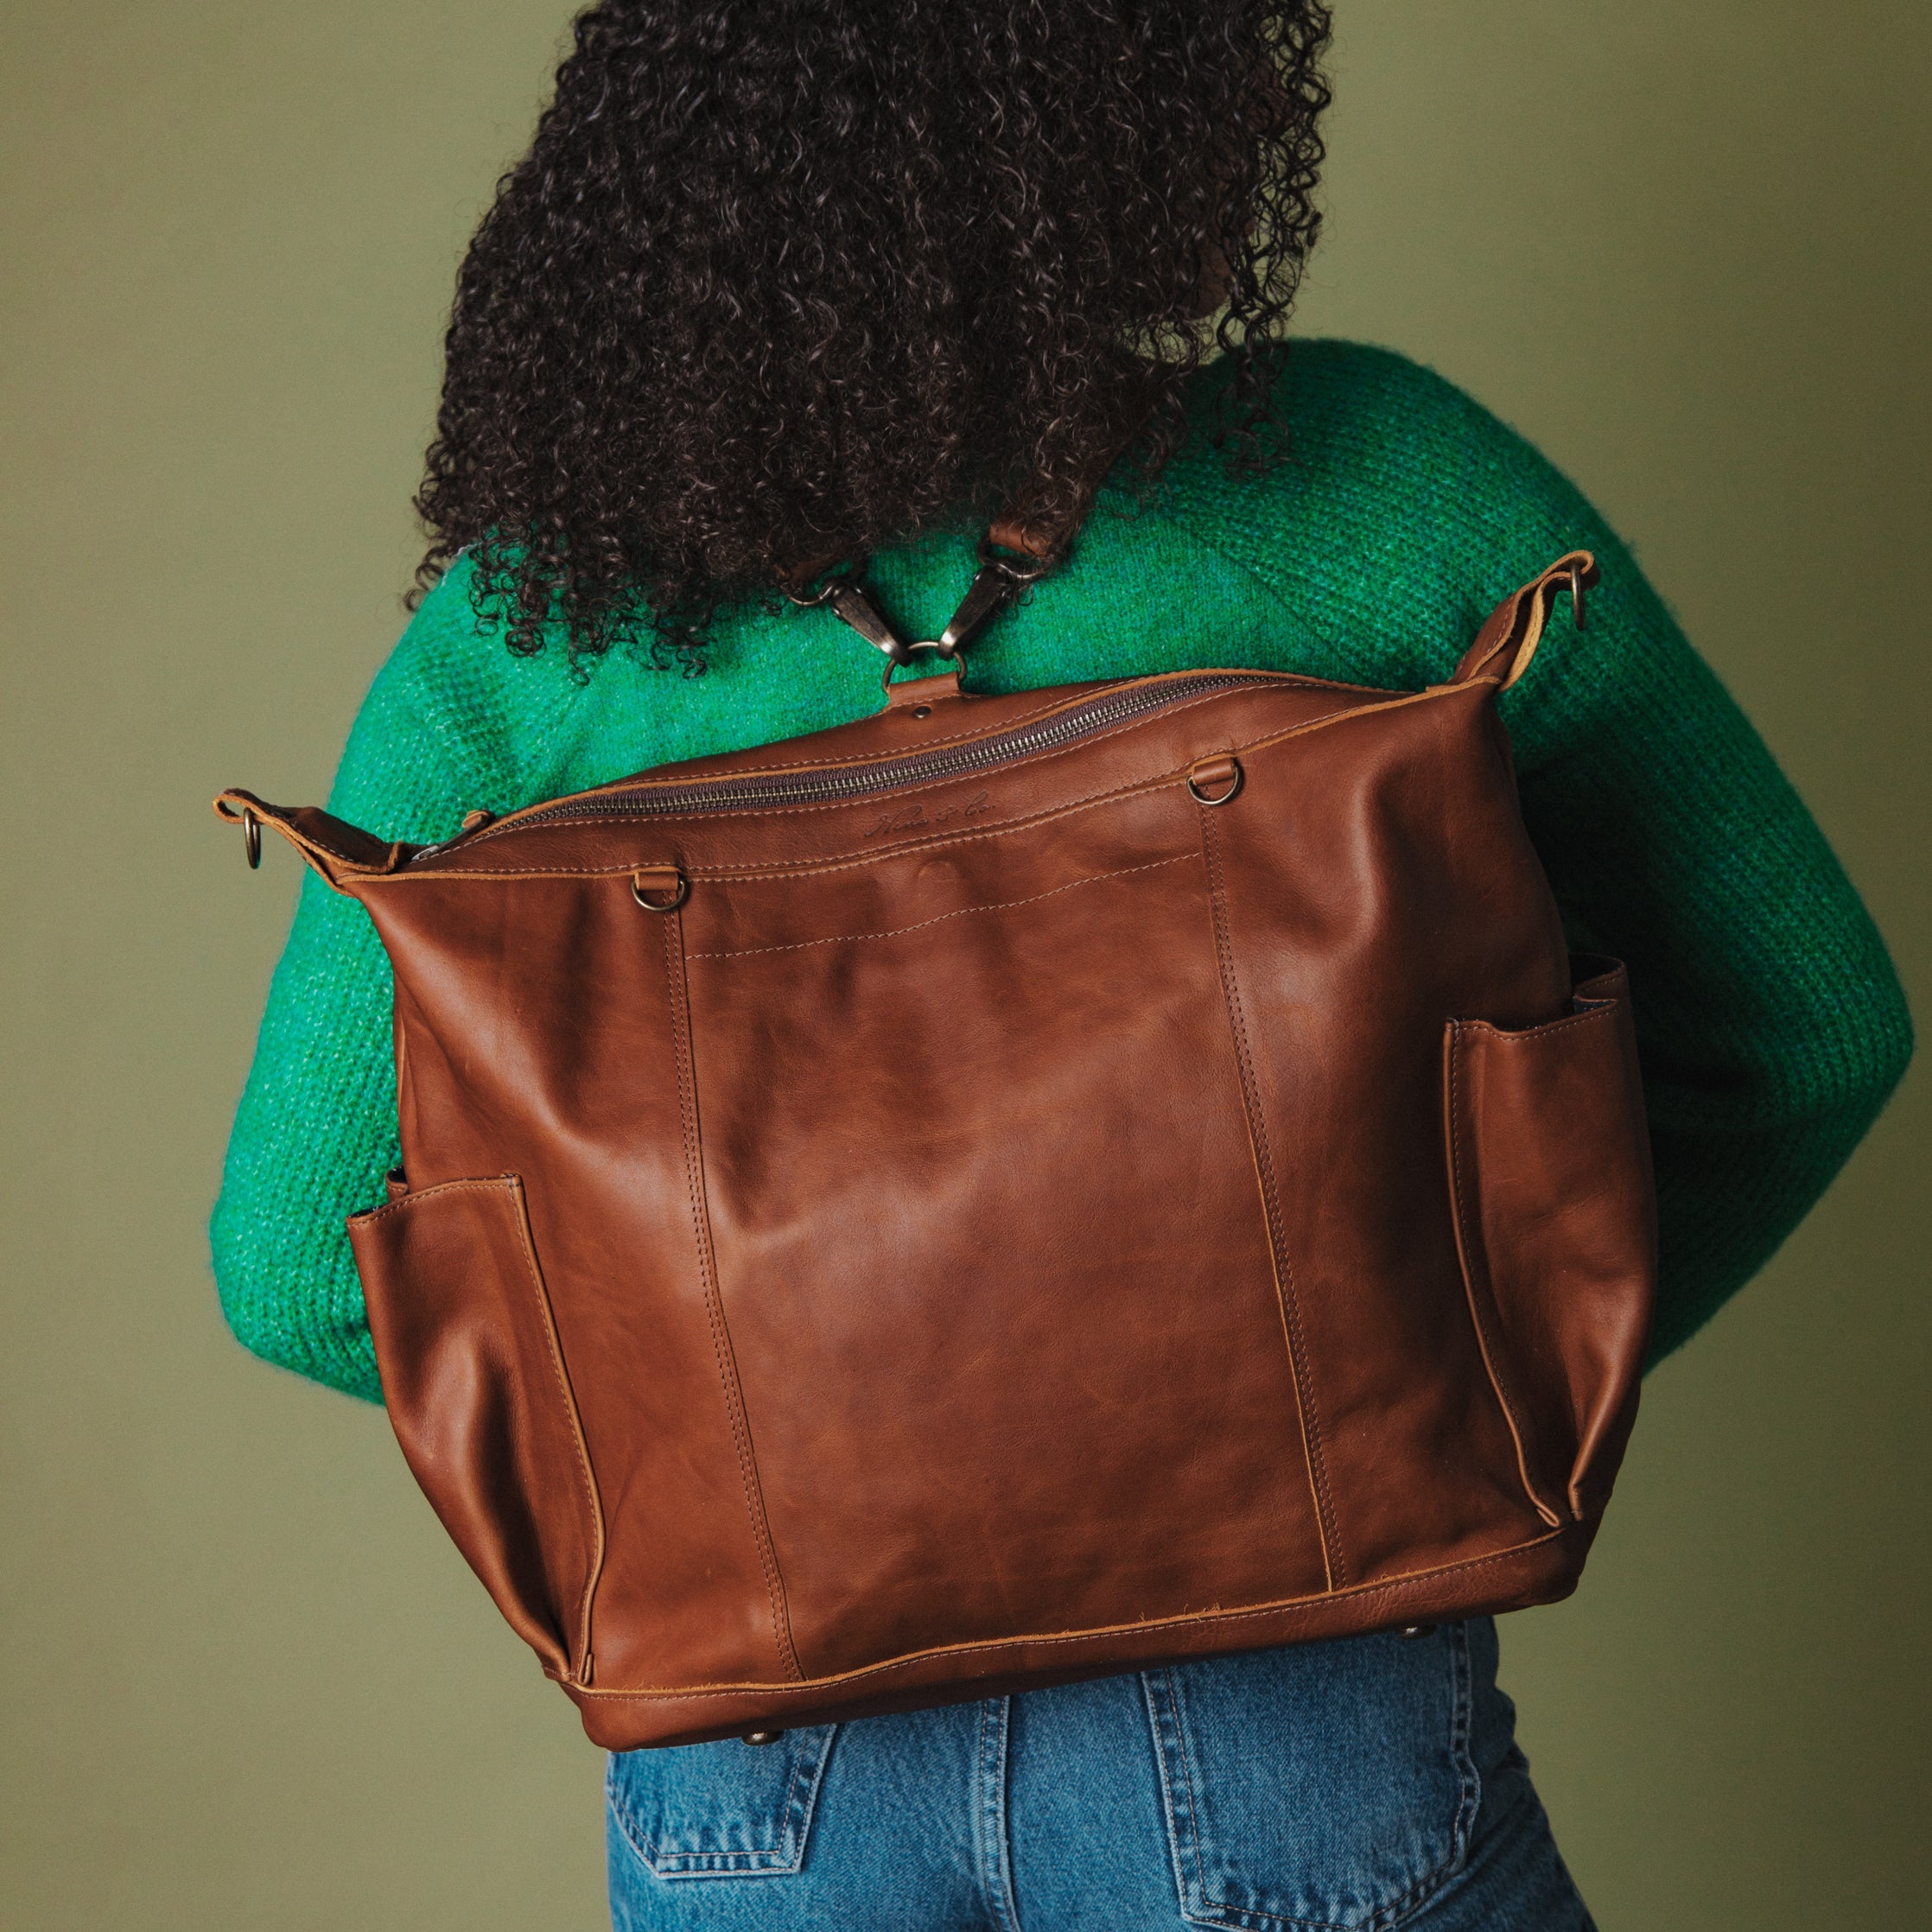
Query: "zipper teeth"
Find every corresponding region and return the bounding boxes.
[508,672,1269,829]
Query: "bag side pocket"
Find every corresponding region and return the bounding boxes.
[1445,956,1656,1523]
[348,1175,605,1681]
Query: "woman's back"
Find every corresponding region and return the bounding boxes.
[213,339,1905,1398]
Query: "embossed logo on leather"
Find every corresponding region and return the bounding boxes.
[862,789,992,840]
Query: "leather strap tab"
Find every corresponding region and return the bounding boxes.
[1452,551,1599,691]
[985,504,1070,565]
[884,666,966,709]
[213,788,409,893]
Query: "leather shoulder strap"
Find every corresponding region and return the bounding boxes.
[213,789,406,893]
[1452,551,1599,690]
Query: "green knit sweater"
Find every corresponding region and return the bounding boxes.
[212,340,1912,1404]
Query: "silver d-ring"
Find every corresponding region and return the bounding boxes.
[1186,756,1244,807]
[631,867,689,912]
[242,807,262,869]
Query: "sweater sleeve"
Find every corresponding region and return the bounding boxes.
[1502,535,1914,1361]
[209,563,509,1401]
[1345,350,1916,1363]
[1168,343,1913,1363]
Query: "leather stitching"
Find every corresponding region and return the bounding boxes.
[216,794,401,887]
[664,913,804,1682]
[375,775,1161,887]
[684,852,1192,960]
[1443,1029,1563,1528]
[1452,556,1592,692]
[464,674,1365,840]
[568,1528,1582,1703]
[465,682,1259,846]
[368,687,1470,892]
[1452,1003,1615,1045]
[349,1174,520,1220]
[1229,685,1476,770]
[350,1176,612,1677]
[503,1179,610,1678]
[1199,804,1345,1591]
[1439,986,1627,1531]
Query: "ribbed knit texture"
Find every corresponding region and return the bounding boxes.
[211,340,1912,1403]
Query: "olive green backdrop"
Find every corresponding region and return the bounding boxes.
[3,3,1925,1926]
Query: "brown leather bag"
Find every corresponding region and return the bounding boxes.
[219,544,1655,1751]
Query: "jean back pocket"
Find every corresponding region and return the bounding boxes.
[1145,1630,1480,1930]
[606,1726,838,1879]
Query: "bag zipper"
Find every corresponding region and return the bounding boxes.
[460,672,1274,848]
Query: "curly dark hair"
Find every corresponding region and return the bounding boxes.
[415,1,1333,670]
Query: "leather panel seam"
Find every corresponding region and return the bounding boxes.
[1199,803,1344,1591]
[465,671,1397,840]
[442,683,1444,867]
[467,682,1257,846]
[685,852,1192,960]
[1442,1026,1564,1527]
[1451,1004,1617,1045]
[663,911,805,1682]
[504,1176,610,1680]
[567,1528,1580,1703]
[375,687,1476,891]
[350,1174,518,1220]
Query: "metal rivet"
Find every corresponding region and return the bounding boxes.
[744,1730,785,1746]
[911,704,931,719]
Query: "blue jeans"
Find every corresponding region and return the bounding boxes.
[605,1620,1593,1930]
